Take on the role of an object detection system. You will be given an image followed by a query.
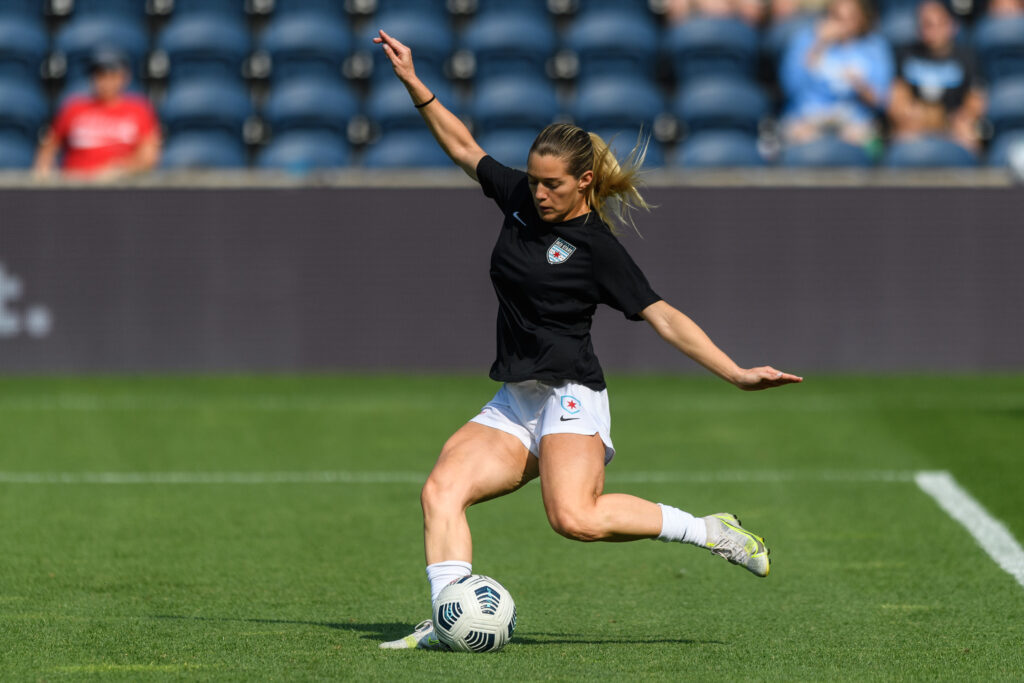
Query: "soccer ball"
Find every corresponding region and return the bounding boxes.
[432,574,517,652]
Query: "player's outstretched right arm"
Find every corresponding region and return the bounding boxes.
[374,30,485,181]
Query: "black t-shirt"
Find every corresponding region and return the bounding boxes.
[476,155,661,391]
[897,42,980,113]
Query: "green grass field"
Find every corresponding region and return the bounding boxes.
[1,374,1023,681]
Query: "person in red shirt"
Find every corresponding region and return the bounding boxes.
[33,48,161,180]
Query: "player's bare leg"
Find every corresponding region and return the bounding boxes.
[381,422,536,650]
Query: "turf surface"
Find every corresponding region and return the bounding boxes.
[1,374,1023,680]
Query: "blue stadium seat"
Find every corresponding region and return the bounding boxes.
[471,75,559,135]
[462,11,556,80]
[263,76,357,136]
[673,76,769,135]
[666,17,759,81]
[576,0,651,17]
[258,130,351,170]
[678,131,764,167]
[157,13,252,82]
[73,0,147,19]
[55,14,148,83]
[565,9,660,80]
[0,0,41,18]
[884,136,977,167]
[363,130,451,167]
[591,127,665,167]
[477,129,536,169]
[0,130,35,168]
[0,78,48,139]
[274,0,345,16]
[880,6,919,52]
[366,77,456,133]
[570,77,663,133]
[260,11,352,81]
[475,0,547,16]
[986,76,1024,138]
[375,0,447,16]
[987,130,1024,167]
[360,11,454,82]
[0,14,48,84]
[781,136,873,167]
[160,77,253,136]
[172,0,245,16]
[162,130,248,169]
[973,15,1024,83]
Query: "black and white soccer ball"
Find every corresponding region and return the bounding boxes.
[432,574,517,652]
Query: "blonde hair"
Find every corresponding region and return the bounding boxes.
[529,123,652,234]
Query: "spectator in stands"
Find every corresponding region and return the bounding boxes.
[888,0,986,153]
[664,0,765,25]
[778,0,894,146]
[33,48,160,180]
[986,0,1024,14]
[769,0,829,24]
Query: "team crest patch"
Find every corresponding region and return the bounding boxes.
[546,238,577,265]
[561,395,582,414]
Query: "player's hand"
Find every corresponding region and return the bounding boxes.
[373,30,416,84]
[733,366,803,391]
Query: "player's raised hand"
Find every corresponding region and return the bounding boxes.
[373,30,416,84]
[733,366,803,391]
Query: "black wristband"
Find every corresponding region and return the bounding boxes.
[414,94,436,109]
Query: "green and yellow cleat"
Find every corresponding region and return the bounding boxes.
[704,513,771,577]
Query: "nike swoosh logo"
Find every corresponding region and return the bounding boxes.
[559,416,579,422]
[512,211,526,226]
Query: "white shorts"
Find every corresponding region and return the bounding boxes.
[469,380,615,464]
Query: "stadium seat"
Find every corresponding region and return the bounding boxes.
[673,76,769,136]
[986,76,1024,138]
[162,130,248,169]
[0,14,48,84]
[260,11,352,82]
[475,0,547,16]
[363,130,452,167]
[359,11,454,82]
[987,130,1024,167]
[576,0,651,17]
[366,77,457,133]
[570,77,663,133]
[666,17,759,81]
[0,78,48,140]
[258,130,352,170]
[565,8,660,81]
[880,6,919,52]
[477,129,536,169]
[273,0,345,16]
[55,14,148,83]
[375,0,447,16]
[461,11,556,80]
[73,0,147,19]
[678,131,764,167]
[591,127,665,167]
[973,15,1024,83]
[470,75,559,136]
[0,0,40,18]
[780,136,873,167]
[160,77,253,137]
[884,136,977,167]
[0,130,34,168]
[263,76,357,137]
[172,0,245,16]
[157,13,251,82]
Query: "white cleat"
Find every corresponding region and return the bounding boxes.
[704,513,771,577]
[379,619,449,650]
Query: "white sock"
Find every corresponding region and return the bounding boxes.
[656,503,707,546]
[426,561,472,605]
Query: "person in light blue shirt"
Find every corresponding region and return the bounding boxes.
[779,0,894,146]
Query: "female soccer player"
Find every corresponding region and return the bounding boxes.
[373,30,803,650]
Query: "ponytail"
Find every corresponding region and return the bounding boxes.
[530,123,652,234]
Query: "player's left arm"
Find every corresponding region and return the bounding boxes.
[640,299,803,391]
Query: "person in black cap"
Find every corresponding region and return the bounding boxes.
[33,46,160,179]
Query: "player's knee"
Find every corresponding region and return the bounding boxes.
[547,508,602,542]
[421,471,468,517]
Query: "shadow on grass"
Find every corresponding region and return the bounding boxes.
[151,615,722,646]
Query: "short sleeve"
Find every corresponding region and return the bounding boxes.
[476,155,527,214]
[592,231,661,321]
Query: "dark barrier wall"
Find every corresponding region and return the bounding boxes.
[1,187,1021,374]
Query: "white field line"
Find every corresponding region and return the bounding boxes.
[0,470,918,485]
[915,471,1024,590]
